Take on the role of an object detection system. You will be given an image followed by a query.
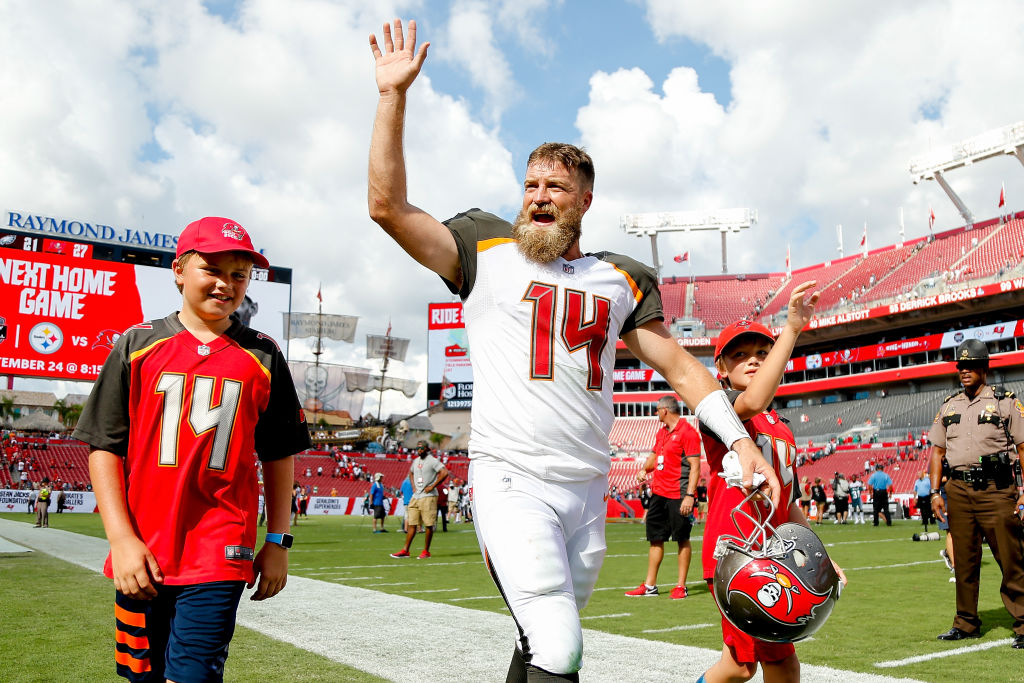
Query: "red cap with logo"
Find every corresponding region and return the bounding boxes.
[714,320,775,359]
[175,217,270,269]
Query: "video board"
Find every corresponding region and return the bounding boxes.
[0,229,293,382]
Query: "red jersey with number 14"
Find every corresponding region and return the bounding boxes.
[700,391,797,580]
[74,314,310,585]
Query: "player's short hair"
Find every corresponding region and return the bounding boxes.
[656,396,681,415]
[527,142,595,191]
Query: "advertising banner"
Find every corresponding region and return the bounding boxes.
[427,303,472,409]
[0,228,293,382]
[0,488,96,513]
[785,319,1023,373]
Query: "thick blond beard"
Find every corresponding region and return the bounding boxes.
[511,204,583,263]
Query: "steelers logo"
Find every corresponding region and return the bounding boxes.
[29,322,63,354]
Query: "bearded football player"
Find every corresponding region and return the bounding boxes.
[368,18,783,681]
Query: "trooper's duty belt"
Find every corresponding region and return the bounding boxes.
[950,453,1015,490]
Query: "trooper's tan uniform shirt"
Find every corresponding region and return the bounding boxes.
[929,385,1024,469]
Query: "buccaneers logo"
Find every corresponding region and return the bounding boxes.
[726,558,832,625]
[92,329,121,351]
[222,222,245,241]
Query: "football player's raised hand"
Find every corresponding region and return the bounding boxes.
[370,18,429,96]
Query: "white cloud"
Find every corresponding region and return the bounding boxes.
[439,0,519,124]
[496,0,561,56]
[572,0,1024,277]
[0,0,518,414]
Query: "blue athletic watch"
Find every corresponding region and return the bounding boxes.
[265,532,294,549]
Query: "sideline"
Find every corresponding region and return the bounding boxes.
[874,639,1014,667]
[0,518,921,683]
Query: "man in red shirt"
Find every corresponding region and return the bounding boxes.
[625,395,701,599]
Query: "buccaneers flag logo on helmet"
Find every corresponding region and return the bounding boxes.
[713,488,842,643]
[725,557,832,626]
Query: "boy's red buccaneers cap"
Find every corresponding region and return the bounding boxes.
[714,319,775,359]
[175,217,270,269]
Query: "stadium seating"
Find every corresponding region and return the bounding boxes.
[691,274,786,330]
[863,225,989,302]
[659,280,687,321]
[608,417,662,453]
[764,259,855,320]
[777,386,955,443]
[795,446,927,498]
[956,217,1024,280]
[813,242,919,312]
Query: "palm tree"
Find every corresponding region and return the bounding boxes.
[0,396,14,426]
[63,404,83,430]
[52,398,69,427]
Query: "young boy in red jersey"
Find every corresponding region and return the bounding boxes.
[74,217,310,682]
[697,281,846,683]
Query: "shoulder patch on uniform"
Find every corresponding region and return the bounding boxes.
[992,385,1016,399]
[943,391,962,403]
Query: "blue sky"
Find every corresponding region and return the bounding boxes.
[409,2,734,174]
[3,0,1024,412]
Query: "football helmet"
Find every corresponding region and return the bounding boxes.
[713,488,842,643]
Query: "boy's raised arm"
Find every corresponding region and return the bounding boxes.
[623,320,781,510]
[367,18,461,285]
[732,280,818,419]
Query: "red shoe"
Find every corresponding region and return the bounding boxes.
[670,585,688,600]
[417,550,431,559]
[624,584,658,597]
[390,549,410,558]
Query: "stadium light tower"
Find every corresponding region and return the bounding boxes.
[619,208,756,277]
[909,120,1024,227]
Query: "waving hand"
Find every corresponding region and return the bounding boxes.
[370,19,429,96]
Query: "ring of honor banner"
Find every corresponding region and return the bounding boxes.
[366,334,410,361]
[282,312,358,342]
[427,302,473,410]
[0,229,294,382]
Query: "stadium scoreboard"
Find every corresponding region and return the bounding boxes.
[0,210,293,383]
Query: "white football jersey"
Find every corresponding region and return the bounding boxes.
[444,209,663,482]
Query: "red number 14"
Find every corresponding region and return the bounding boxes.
[522,281,611,391]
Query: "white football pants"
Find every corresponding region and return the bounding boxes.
[470,459,607,675]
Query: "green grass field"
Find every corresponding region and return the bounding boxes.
[2,512,1021,682]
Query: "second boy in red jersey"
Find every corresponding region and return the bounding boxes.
[698,282,847,683]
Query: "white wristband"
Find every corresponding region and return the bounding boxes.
[695,390,748,449]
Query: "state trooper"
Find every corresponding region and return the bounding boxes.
[929,339,1024,649]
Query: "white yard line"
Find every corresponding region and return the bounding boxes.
[448,595,505,602]
[0,518,923,683]
[874,639,1014,667]
[846,560,943,571]
[642,624,715,634]
[363,582,414,587]
[580,612,632,620]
